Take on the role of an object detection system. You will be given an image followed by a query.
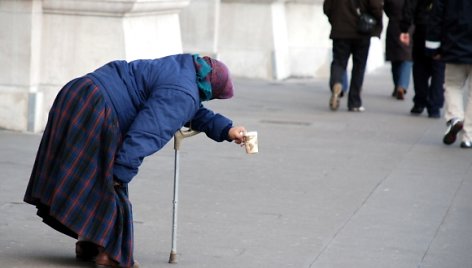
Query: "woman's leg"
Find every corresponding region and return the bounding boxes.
[397,61,412,90]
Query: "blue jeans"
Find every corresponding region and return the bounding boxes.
[391,61,412,90]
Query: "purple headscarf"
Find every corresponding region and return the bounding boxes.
[202,56,234,99]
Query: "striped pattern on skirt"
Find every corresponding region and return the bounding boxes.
[24,77,135,267]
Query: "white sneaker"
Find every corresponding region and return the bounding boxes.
[348,106,365,112]
[460,140,472,148]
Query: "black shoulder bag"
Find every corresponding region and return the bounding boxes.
[351,0,377,35]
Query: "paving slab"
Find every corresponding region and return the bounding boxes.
[1,65,472,268]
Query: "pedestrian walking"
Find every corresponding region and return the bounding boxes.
[425,0,472,147]
[384,0,413,100]
[323,0,383,112]
[399,0,445,118]
[23,53,247,267]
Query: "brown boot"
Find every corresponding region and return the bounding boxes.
[396,87,405,100]
[95,251,139,268]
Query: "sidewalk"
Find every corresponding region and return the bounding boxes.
[1,65,472,268]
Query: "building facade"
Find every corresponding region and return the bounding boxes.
[0,0,385,132]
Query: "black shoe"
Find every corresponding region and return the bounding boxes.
[428,110,441,118]
[460,141,472,148]
[410,105,424,115]
[76,241,101,262]
[443,118,463,145]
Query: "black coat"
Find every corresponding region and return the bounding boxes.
[323,0,383,39]
[426,0,472,63]
[384,0,413,61]
[400,0,434,32]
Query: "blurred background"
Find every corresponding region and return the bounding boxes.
[0,0,386,133]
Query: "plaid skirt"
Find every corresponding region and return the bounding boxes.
[24,77,135,267]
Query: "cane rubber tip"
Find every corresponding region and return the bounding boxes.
[169,252,177,264]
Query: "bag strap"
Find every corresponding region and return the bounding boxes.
[350,0,363,16]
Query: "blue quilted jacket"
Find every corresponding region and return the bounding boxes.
[87,54,233,183]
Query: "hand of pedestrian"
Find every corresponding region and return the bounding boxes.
[399,33,410,46]
[228,126,246,144]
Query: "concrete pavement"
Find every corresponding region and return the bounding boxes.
[1,65,472,268]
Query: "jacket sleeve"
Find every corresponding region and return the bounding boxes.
[113,88,197,183]
[400,0,416,33]
[323,0,332,22]
[425,0,444,54]
[187,104,233,142]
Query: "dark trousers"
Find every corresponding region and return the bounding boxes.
[412,25,445,113]
[329,38,371,109]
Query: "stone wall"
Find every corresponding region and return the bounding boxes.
[0,0,190,132]
[181,0,385,79]
[0,0,385,132]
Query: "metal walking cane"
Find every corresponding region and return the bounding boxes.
[169,128,200,264]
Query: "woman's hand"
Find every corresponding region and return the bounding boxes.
[228,126,246,144]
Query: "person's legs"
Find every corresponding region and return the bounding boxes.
[391,61,400,97]
[329,39,351,110]
[348,37,370,109]
[397,61,412,90]
[391,61,400,87]
[330,39,351,88]
[411,58,431,113]
[411,26,429,114]
[342,70,349,93]
[460,65,472,144]
[444,64,466,121]
[443,64,467,145]
[392,61,412,100]
[426,59,445,117]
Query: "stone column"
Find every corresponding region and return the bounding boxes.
[38,0,190,129]
[285,0,385,79]
[219,0,290,80]
[285,0,331,78]
[0,0,190,132]
[0,0,43,132]
[180,0,220,57]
